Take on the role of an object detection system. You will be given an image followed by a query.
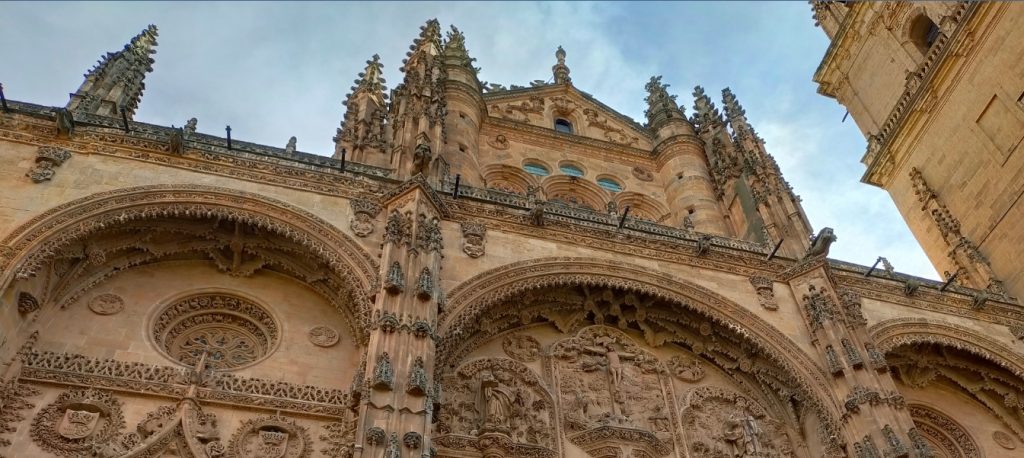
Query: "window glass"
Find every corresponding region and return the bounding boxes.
[554,119,573,134]
[559,164,584,177]
[523,163,550,176]
[597,178,622,192]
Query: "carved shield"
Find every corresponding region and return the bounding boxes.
[57,408,100,439]
[254,429,289,458]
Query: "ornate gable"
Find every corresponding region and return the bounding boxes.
[484,86,654,149]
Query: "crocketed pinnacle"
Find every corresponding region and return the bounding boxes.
[69,24,159,119]
[552,46,571,84]
[345,54,387,105]
[442,25,479,73]
[401,18,443,74]
[721,87,754,137]
[692,85,721,131]
[643,76,685,130]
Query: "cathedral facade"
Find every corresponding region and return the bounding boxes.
[0,14,1021,458]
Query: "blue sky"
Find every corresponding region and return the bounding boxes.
[2,2,940,279]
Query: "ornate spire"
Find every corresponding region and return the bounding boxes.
[67,24,158,119]
[552,46,571,85]
[691,85,722,132]
[643,76,685,131]
[442,25,479,73]
[390,18,449,166]
[721,87,756,139]
[334,55,389,160]
[401,18,443,74]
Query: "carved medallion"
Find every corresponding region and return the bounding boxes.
[486,134,510,150]
[666,355,705,382]
[308,326,340,347]
[228,414,312,458]
[994,431,1016,450]
[30,388,125,457]
[632,166,654,182]
[88,293,125,315]
[18,291,40,314]
[502,334,541,362]
[152,294,280,370]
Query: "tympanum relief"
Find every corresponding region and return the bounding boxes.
[435,357,557,458]
[552,326,675,457]
[680,386,795,458]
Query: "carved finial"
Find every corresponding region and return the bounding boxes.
[644,76,686,131]
[722,87,756,138]
[68,24,159,119]
[335,54,389,159]
[401,18,443,73]
[552,46,571,85]
[442,25,478,74]
[692,85,721,131]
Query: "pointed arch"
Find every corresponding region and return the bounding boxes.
[869,318,1024,378]
[0,184,378,342]
[438,257,844,444]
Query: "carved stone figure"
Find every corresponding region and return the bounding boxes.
[502,334,541,362]
[384,262,405,294]
[169,127,184,154]
[680,386,794,457]
[481,370,516,433]
[415,267,434,300]
[529,199,546,226]
[412,143,432,176]
[460,222,486,258]
[384,210,412,246]
[373,352,394,390]
[285,136,297,154]
[682,214,695,231]
[486,134,510,150]
[666,355,705,382]
[183,117,198,137]
[749,276,777,311]
[804,227,837,259]
[408,356,429,395]
[696,234,713,257]
[415,213,443,253]
[384,433,401,458]
[55,107,75,137]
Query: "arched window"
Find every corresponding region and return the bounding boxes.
[597,177,623,193]
[559,164,584,177]
[523,162,550,176]
[554,118,573,134]
[909,14,940,53]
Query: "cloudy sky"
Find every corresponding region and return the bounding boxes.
[3,2,940,279]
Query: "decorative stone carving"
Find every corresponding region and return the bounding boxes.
[841,338,863,368]
[461,222,486,258]
[864,343,887,370]
[666,355,705,382]
[30,388,125,457]
[413,143,433,176]
[632,166,654,182]
[285,136,297,154]
[681,214,695,231]
[501,334,541,362]
[838,289,867,327]
[487,134,510,150]
[384,262,405,294]
[909,404,980,457]
[183,117,198,137]
[680,386,795,457]
[373,352,394,390]
[385,210,413,247]
[436,357,555,452]
[227,414,312,458]
[0,380,41,448]
[152,293,280,370]
[350,198,383,237]
[416,267,434,300]
[903,279,920,296]
[308,325,340,347]
[26,146,72,183]
[749,276,777,311]
[169,127,184,154]
[696,234,713,257]
[803,227,837,260]
[802,284,835,331]
[993,430,1016,450]
[408,356,429,396]
[825,345,843,375]
[88,293,124,315]
[384,432,402,458]
[366,427,386,446]
[403,431,422,449]
[320,416,357,458]
[528,200,546,226]
[415,213,443,253]
[17,291,40,314]
[54,107,75,137]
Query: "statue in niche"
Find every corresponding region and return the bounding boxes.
[481,370,517,433]
[412,143,432,176]
[681,386,794,457]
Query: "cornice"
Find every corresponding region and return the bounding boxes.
[813,2,871,98]
[860,2,984,187]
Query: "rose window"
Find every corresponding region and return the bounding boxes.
[152,294,279,370]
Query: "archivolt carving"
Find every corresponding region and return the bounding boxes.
[436,357,557,454]
[870,318,1024,379]
[680,386,796,457]
[0,379,40,448]
[0,184,378,343]
[439,258,844,444]
[908,404,980,458]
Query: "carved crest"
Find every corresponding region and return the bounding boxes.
[228,414,312,458]
[30,388,125,457]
